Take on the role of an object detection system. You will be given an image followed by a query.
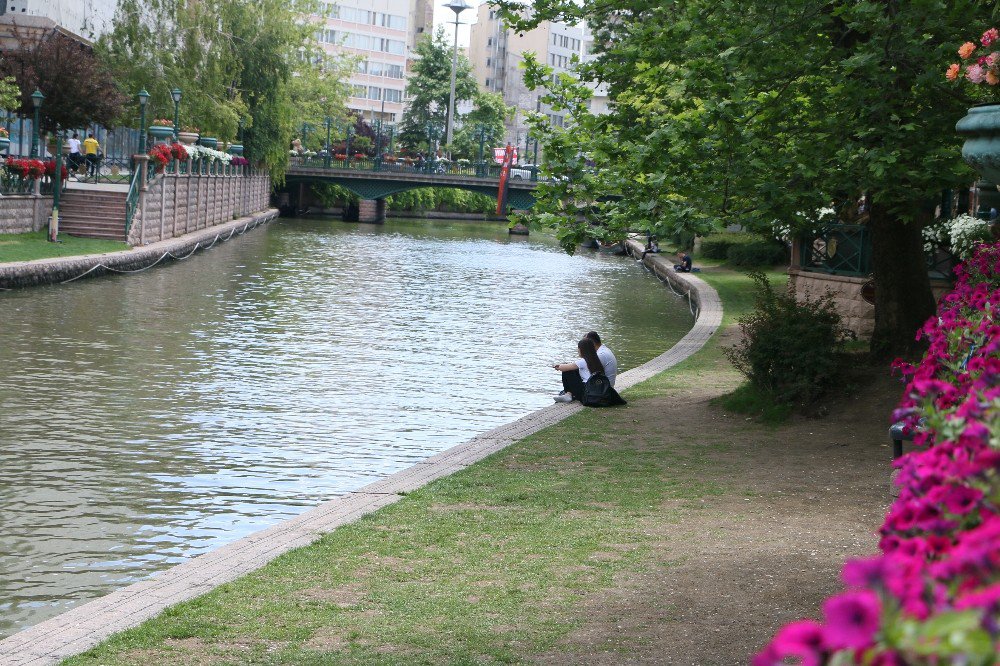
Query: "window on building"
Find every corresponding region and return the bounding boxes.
[486,58,491,66]
[388,64,404,78]
[352,84,366,98]
[369,86,381,100]
[383,89,402,103]
[487,37,492,46]
[485,78,491,87]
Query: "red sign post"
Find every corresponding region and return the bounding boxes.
[496,143,515,215]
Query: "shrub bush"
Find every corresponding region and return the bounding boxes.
[755,242,1000,665]
[724,271,853,405]
[726,240,788,268]
[699,233,748,259]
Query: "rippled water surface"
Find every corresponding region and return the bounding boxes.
[0,217,692,636]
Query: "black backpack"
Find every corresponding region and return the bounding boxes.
[582,372,625,407]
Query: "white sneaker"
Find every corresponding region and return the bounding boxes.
[553,392,573,403]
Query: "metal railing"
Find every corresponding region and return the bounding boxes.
[125,165,142,236]
[292,154,539,181]
[797,224,871,277]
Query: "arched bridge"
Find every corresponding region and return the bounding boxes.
[285,157,538,222]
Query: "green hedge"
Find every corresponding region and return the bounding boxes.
[727,240,788,268]
[698,233,787,267]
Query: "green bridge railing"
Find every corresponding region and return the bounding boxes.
[290,155,540,182]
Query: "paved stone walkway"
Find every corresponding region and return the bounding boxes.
[0,239,722,665]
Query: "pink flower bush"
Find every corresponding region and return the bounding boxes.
[947,29,1000,86]
[755,242,1000,664]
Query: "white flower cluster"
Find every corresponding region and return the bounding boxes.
[187,144,233,164]
[922,213,993,258]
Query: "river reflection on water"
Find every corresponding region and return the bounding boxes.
[0,217,692,636]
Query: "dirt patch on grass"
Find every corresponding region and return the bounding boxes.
[530,367,897,665]
[296,583,364,608]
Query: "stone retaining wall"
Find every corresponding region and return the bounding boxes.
[788,267,952,339]
[128,169,271,246]
[0,209,279,289]
[0,195,51,234]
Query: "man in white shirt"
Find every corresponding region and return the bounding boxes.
[585,331,617,387]
[67,133,82,177]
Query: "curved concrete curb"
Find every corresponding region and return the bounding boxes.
[0,238,723,665]
[0,209,280,289]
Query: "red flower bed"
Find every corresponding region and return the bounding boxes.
[5,157,46,179]
[755,242,1000,664]
[148,143,187,170]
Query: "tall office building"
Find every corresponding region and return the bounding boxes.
[312,0,413,124]
[469,3,588,148]
[0,0,118,45]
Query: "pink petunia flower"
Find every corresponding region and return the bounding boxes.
[982,28,999,47]
[966,64,986,83]
[821,591,882,650]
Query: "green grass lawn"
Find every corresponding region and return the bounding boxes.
[63,266,788,666]
[0,231,127,263]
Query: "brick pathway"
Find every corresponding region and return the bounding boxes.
[0,239,722,665]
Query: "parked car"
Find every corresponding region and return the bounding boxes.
[510,163,539,180]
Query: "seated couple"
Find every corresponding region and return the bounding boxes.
[552,331,625,406]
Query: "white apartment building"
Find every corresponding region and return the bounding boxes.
[469,3,590,149]
[470,4,612,152]
[312,0,413,124]
[0,0,118,44]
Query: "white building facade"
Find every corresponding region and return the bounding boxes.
[0,0,118,43]
[469,4,606,150]
[312,0,414,124]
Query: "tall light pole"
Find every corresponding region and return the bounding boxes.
[30,89,43,158]
[137,89,149,153]
[443,0,471,158]
[170,88,182,141]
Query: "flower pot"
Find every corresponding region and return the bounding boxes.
[0,137,10,153]
[956,104,1000,183]
[199,137,218,149]
[227,143,244,155]
[148,125,174,140]
[177,131,198,145]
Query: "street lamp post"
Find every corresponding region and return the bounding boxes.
[137,89,149,153]
[30,89,43,158]
[388,125,395,156]
[426,121,440,173]
[50,127,64,242]
[324,117,332,168]
[374,119,382,171]
[170,88,182,141]
[345,125,353,166]
[443,0,471,158]
[475,124,487,177]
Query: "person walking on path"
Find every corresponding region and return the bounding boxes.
[67,133,82,177]
[83,133,100,179]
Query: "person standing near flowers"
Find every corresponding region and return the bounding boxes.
[83,133,100,178]
[67,133,82,177]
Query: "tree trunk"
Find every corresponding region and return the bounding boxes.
[868,204,936,359]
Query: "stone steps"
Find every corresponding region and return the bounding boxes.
[57,191,127,241]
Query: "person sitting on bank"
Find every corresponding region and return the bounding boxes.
[641,234,660,259]
[674,251,693,272]
[552,338,605,403]
[585,331,617,387]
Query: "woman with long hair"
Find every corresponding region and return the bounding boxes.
[552,338,605,403]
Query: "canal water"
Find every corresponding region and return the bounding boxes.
[0,217,692,637]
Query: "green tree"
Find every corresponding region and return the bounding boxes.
[451,91,513,160]
[98,0,350,181]
[499,0,1000,356]
[397,27,478,153]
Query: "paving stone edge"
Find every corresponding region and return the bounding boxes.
[0,235,723,665]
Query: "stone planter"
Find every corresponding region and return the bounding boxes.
[177,131,198,145]
[956,104,1000,183]
[199,137,218,149]
[227,143,244,155]
[148,125,174,141]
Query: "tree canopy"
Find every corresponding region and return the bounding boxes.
[397,27,479,153]
[0,29,125,131]
[98,0,351,181]
[498,0,1000,355]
